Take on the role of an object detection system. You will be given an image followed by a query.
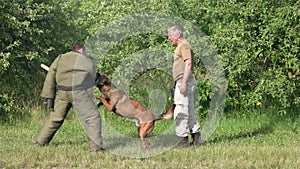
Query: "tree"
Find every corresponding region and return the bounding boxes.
[0,0,89,122]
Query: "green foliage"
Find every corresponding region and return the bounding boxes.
[1,0,299,122]
[87,0,299,115]
[0,93,24,123]
[0,0,89,121]
[204,0,300,113]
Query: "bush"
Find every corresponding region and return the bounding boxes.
[1,0,299,123]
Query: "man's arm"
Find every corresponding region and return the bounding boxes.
[180,59,192,94]
[40,56,60,98]
[180,44,193,94]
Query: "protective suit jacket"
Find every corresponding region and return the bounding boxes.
[41,51,96,98]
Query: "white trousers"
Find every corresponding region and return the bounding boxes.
[173,79,201,137]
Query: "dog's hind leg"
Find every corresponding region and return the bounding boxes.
[135,119,141,136]
[137,127,140,136]
[139,122,155,150]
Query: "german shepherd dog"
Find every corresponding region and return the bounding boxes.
[94,73,174,149]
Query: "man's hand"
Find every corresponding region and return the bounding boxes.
[180,83,187,94]
[180,59,192,94]
[46,98,54,110]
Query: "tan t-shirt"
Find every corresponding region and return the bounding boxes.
[172,39,193,82]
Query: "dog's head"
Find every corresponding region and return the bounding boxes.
[95,72,112,91]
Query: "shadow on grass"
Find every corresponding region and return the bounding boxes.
[48,139,87,147]
[103,133,177,150]
[207,124,274,144]
[42,132,178,158]
[101,133,178,158]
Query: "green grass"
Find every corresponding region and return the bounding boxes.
[0,108,299,169]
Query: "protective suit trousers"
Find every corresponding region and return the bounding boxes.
[37,90,103,150]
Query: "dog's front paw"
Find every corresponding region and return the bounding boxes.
[94,94,103,100]
[97,101,104,107]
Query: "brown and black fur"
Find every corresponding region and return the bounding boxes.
[94,73,174,149]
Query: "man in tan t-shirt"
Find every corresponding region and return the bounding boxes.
[167,25,203,147]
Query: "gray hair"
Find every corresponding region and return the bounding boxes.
[167,25,183,38]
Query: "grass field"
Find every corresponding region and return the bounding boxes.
[0,108,299,169]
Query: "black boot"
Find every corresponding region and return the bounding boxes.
[191,132,203,146]
[175,136,189,148]
[34,141,48,147]
[88,137,105,152]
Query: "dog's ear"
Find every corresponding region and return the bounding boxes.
[95,72,102,85]
[101,75,112,86]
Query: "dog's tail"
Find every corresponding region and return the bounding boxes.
[154,104,175,120]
